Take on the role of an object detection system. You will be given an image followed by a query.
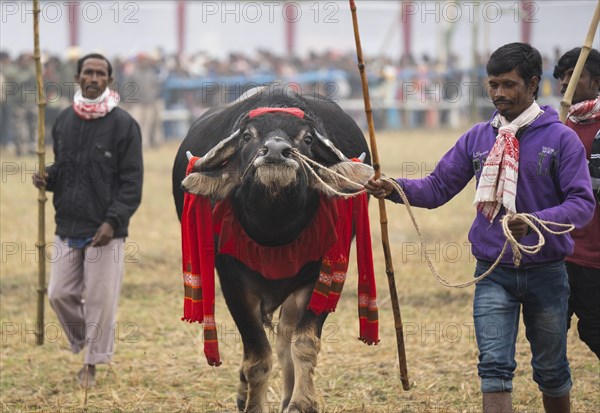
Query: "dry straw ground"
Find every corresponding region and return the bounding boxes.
[1,130,598,412]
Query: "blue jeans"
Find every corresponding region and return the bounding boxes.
[473,260,572,397]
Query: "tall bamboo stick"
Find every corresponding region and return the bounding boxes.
[349,0,410,391]
[33,0,47,346]
[559,0,600,123]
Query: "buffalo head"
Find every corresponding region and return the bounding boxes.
[181,107,373,200]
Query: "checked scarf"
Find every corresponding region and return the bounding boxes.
[181,157,378,366]
[73,88,120,120]
[568,96,600,124]
[474,102,543,222]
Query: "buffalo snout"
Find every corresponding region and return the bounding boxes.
[260,138,292,161]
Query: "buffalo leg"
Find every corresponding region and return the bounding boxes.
[236,365,249,412]
[241,344,272,413]
[276,284,314,412]
[286,299,327,412]
[221,284,272,413]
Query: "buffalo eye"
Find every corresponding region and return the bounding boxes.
[303,134,313,146]
[242,132,253,143]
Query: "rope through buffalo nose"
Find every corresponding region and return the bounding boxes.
[290,149,366,197]
[241,151,261,180]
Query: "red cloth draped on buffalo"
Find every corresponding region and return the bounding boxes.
[181,156,378,366]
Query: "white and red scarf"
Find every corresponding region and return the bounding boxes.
[73,88,120,120]
[568,96,600,124]
[474,102,543,222]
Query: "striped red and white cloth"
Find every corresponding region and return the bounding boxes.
[181,156,378,367]
[474,102,543,222]
[568,97,600,124]
[73,88,120,120]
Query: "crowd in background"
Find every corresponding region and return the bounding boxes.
[1,47,566,155]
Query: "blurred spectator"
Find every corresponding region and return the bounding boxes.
[374,60,399,129]
[5,53,38,156]
[59,46,81,101]
[124,53,164,148]
[43,55,69,144]
[0,51,13,149]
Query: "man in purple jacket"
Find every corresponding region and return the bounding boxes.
[366,43,595,413]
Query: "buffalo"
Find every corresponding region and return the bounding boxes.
[172,86,375,413]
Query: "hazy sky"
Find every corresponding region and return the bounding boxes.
[1,1,599,65]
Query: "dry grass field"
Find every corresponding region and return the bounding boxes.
[1,129,598,412]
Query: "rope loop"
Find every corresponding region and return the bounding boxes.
[500,212,573,267]
[290,149,367,198]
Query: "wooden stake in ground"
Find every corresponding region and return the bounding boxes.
[33,0,47,346]
[559,0,600,123]
[349,0,410,391]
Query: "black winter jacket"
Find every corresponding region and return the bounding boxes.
[46,107,143,238]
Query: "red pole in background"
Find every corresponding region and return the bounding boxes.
[68,2,79,47]
[177,0,186,59]
[400,1,413,59]
[285,1,296,56]
[521,0,532,44]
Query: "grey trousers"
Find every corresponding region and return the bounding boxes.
[48,236,125,365]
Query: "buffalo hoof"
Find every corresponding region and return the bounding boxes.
[236,397,246,412]
[286,402,318,413]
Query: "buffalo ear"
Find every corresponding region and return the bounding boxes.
[195,129,241,171]
[310,131,348,165]
[181,167,241,200]
[180,129,242,200]
[313,160,374,196]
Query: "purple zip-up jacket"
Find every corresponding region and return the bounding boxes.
[388,106,595,267]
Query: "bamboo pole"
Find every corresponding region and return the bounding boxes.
[33,0,47,346]
[349,0,410,391]
[559,0,600,123]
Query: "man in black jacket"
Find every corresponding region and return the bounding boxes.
[33,53,143,387]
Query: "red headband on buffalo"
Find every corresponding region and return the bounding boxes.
[248,107,305,119]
